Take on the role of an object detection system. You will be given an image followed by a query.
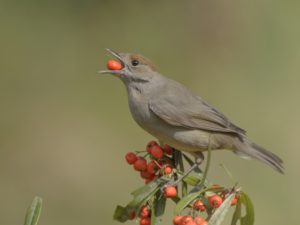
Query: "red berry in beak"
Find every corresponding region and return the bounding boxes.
[106,59,122,70]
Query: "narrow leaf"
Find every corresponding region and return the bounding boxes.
[240,192,254,225]
[183,175,200,186]
[113,206,128,223]
[128,179,164,209]
[174,188,207,215]
[154,193,166,218]
[175,192,201,214]
[231,197,242,225]
[208,193,235,225]
[182,181,188,197]
[24,197,42,225]
[131,179,163,197]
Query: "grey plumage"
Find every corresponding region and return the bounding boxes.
[101,49,284,174]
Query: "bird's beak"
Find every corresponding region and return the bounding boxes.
[98,48,125,75]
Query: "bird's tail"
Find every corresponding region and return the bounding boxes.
[234,139,284,174]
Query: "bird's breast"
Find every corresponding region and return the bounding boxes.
[127,87,152,127]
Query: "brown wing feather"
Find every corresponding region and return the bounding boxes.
[148,80,246,136]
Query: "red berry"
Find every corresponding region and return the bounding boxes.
[193,200,206,212]
[180,216,193,225]
[163,144,173,155]
[231,195,239,206]
[140,171,154,179]
[163,186,177,198]
[147,161,158,174]
[208,195,223,208]
[194,217,208,225]
[164,165,173,175]
[150,146,164,159]
[173,215,183,225]
[146,140,158,153]
[186,221,197,225]
[106,59,122,70]
[133,158,147,171]
[140,206,151,218]
[139,217,151,225]
[125,152,137,164]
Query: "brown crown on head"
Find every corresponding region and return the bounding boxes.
[130,54,157,71]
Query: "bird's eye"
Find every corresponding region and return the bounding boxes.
[131,60,139,66]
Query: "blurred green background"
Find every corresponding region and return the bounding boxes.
[0,0,299,224]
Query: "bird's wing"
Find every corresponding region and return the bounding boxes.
[148,84,246,136]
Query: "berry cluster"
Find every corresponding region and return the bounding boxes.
[135,205,151,225]
[125,141,174,186]
[115,140,252,225]
[172,191,239,225]
[173,215,207,225]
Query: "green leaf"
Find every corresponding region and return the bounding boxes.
[24,196,42,225]
[240,192,255,225]
[231,197,242,225]
[150,192,166,225]
[174,191,200,214]
[183,175,201,186]
[182,181,188,197]
[128,179,164,209]
[113,206,128,223]
[177,151,184,172]
[174,188,210,215]
[154,193,166,218]
[114,179,166,223]
[151,202,157,225]
[230,192,254,225]
[131,179,163,197]
[208,193,235,225]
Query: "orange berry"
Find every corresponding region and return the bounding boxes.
[106,59,122,70]
[194,217,208,225]
[146,140,158,153]
[193,200,206,212]
[133,158,147,171]
[140,206,151,218]
[125,152,137,164]
[150,145,164,159]
[139,217,150,225]
[180,216,193,225]
[208,195,223,208]
[173,215,183,225]
[185,221,197,225]
[231,195,239,206]
[163,144,173,155]
[164,165,173,175]
[163,186,177,198]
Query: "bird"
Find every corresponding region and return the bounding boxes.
[100,49,284,174]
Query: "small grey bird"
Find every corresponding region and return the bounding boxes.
[100,49,283,174]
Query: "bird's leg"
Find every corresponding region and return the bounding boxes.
[162,152,204,190]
